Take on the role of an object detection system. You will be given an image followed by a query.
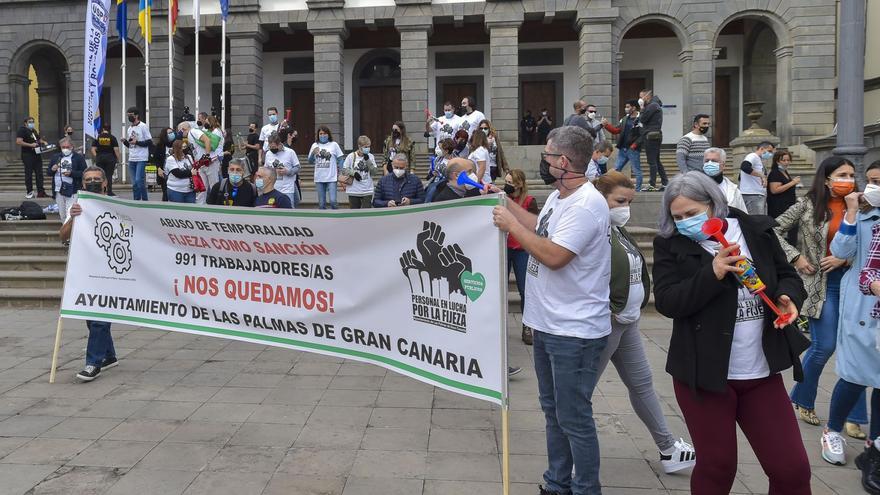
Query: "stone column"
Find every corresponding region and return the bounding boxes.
[396,19,431,148]
[149,18,187,129]
[833,0,867,179]
[487,13,523,143]
[227,26,267,133]
[308,21,347,144]
[577,16,615,118]
[8,74,30,154]
[689,45,715,130]
[773,45,793,145]
[678,49,693,133]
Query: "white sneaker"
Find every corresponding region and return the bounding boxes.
[821,429,847,465]
[25,192,34,199]
[660,438,697,474]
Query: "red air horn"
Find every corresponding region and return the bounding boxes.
[701,217,792,327]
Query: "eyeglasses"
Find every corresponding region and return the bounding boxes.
[540,152,564,161]
[83,178,103,184]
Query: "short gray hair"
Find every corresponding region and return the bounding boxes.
[83,165,106,181]
[228,158,244,169]
[657,171,729,238]
[392,153,409,166]
[595,140,613,154]
[258,166,277,181]
[704,147,726,163]
[547,126,593,173]
[59,137,73,147]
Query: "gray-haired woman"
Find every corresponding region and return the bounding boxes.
[652,172,810,494]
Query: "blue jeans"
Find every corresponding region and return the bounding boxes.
[614,148,642,191]
[828,379,880,439]
[167,189,196,203]
[507,247,529,312]
[791,269,868,423]
[534,330,607,495]
[86,320,115,367]
[128,160,148,200]
[315,181,338,209]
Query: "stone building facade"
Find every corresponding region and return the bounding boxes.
[0,0,840,160]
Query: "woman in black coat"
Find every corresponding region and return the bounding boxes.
[652,171,811,495]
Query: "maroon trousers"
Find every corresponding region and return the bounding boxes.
[674,374,812,495]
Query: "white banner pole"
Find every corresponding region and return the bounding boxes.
[221,17,226,131]
[168,5,173,128]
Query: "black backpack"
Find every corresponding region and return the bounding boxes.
[19,201,46,220]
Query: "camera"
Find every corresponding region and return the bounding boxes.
[272,159,283,169]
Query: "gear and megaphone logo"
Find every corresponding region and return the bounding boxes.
[94,212,133,274]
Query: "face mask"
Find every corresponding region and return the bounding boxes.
[674,211,711,242]
[196,121,203,128]
[596,156,609,165]
[255,178,265,190]
[503,184,515,195]
[393,168,406,178]
[167,132,176,142]
[361,147,370,155]
[609,206,631,227]
[703,161,721,177]
[637,98,645,108]
[66,132,73,136]
[587,112,596,120]
[392,130,401,138]
[127,116,136,123]
[249,128,256,133]
[84,181,103,193]
[761,151,773,160]
[61,148,72,157]
[444,111,454,119]
[778,162,789,171]
[175,130,185,140]
[26,122,34,129]
[864,184,880,207]
[539,159,557,185]
[229,173,242,185]
[269,147,280,154]
[268,115,278,124]
[481,128,489,135]
[318,135,329,144]
[698,126,710,134]
[830,178,855,197]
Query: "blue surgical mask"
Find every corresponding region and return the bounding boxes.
[27,122,34,129]
[167,132,176,142]
[319,135,329,144]
[674,211,711,242]
[361,147,370,155]
[229,173,242,184]
[761,151,773,160]
[268,114,278,124]
[255,178,265,190]
[444,111,454,119]
[703,161,721,177]
[596,156,609,165]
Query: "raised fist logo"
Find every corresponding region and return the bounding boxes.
[399,221,472,303]
[93,212,132,274]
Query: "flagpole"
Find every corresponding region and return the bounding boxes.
[168,4,173,128]
[194,1,200,118]
[221,16,226,131]
[121,34,127,183]
[144,12,150,127]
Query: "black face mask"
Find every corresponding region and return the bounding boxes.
[127,116,136,123]
[699,126,710,134]
[503,184,515,195]
[392,130,401,139]
[66,132,73,136]
[84,182,103,193]
[249,128,256,134]
[539,159,557,185]
[196,121,203,128]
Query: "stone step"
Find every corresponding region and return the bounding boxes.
[0,255,68,271]
[0,231,61,243]
[0,288,63,308]
[0,270,65,288]
[0,220,62,231]
[0,243,67,256]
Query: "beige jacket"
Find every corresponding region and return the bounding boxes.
[773,196,846,319]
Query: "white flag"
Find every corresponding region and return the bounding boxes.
[83,0,111,139]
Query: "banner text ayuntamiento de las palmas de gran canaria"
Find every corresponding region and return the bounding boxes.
[61,193,508,404]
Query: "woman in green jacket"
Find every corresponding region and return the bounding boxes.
[594,171,696,474]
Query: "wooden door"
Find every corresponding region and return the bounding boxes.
[713,74,731,147]
[288,87,315,155]
[520,81,556,143]
[98,87,111,132]
[359,86,401,148]
[619,77,646,115]
[441,83,477,109]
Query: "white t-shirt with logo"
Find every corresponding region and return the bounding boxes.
[259,122,280,151]
[164,155,194,193]
[460,110,486,137]
[430,115,463,145]
[127,121,152,162]
[468,146,491,184]
[309,141,344,183]
[342,151,377,196]
[523,182,612,339]
[265,146,300,194]
[54,156,74,192]
[614,227,645,325]
[739,152,767,196]
[698,218,770,380]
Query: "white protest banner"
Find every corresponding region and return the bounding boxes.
[59,193,508,404]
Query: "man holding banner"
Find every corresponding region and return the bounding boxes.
[493,126,611,495]
[60,166,118,382]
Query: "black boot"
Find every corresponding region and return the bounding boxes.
[855,443,880,494]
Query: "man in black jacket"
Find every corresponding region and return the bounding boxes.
[602,100,643,191]
[639,89,668,191]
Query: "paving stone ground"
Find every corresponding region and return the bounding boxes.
[0,309,865,494]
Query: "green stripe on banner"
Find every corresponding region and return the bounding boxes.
[75,192,502,218]
[60,309,503,401]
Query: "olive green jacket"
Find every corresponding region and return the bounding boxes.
[610,226,650,315]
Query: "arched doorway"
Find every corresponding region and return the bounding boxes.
[353,49,401,147]
[10,42,70,144]
[743,22,779,133]
[617,18,688,144]
[105,40,145,137]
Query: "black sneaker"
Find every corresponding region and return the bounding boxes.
[76,365,101,382]
[100,357,118,370]
[538,486,563,495]
[508,366,522,377]
[855,444,880,494]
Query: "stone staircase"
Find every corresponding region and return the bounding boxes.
[0,217,65,308]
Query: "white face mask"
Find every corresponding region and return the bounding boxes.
[393,168,406,178]
[637,98,645,108]
[609,206,631,227]
[587,112,596,119]
[61,148,73,157]
[864,183,880,207]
